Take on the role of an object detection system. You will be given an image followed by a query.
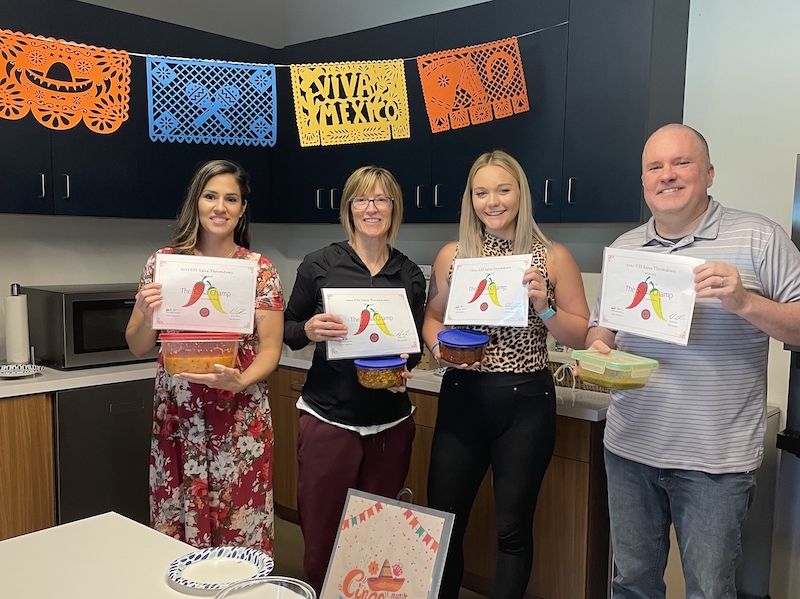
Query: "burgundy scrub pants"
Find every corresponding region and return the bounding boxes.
[296,412,416,593]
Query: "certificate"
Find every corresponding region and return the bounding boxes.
[322,288,420,360]
[444,255,532,327]
[599,247,705,345]
[153,253,257,334]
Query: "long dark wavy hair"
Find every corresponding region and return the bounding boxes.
[170,159,252,253]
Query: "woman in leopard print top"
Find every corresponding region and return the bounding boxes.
[422,151,589,599]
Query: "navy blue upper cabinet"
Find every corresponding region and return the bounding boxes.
[1,0,272,220]
[0,0,55,215]
[559,0,690,223]
[269,17,434,224]
[429,0,568,224]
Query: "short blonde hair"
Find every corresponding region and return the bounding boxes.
[339,166,404,246]
[457,150,552,258]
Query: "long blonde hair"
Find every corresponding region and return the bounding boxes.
[457,150,552,258]
[339,166,404,246]
[170,160,251,254]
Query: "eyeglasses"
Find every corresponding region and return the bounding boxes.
[349,197,394,209]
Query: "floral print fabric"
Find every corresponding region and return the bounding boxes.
[139,247,284,554]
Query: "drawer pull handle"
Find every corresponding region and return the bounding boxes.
[290,382,303,391]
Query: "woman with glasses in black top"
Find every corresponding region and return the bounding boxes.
[283,165,426,593]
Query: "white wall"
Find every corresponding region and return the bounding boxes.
[683,0,800,420]
[74,0,490,47]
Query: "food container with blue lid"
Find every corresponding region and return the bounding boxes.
[570,349,658,390]
[436,329,490,365]
[354,356,407,389]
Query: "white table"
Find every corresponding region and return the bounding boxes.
[0,512,195,598]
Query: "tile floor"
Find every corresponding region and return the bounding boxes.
[272,516,487,599]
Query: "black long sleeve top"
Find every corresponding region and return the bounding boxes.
[283,241,426,426]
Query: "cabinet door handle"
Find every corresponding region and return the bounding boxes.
[330,188,338,210]
[315,188,324,210]
[38,173,46,199]
[434,184,442,208]
[543,179,553,206]
[290,382,303,392]
[567,177,575,205]
[63,174,70,199]
[415,185,425,209]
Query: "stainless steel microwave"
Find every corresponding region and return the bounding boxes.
[21,283,158,369]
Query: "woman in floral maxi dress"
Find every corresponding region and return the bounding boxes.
[126,160,284,554]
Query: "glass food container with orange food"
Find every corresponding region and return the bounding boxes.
[436,329,490,365]
[159,333,240,375]
[354,357,407,389]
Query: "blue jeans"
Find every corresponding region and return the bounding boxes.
[604,448,756,599]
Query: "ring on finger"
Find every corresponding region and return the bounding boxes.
[719,276,725,288]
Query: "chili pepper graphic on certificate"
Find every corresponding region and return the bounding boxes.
[183,276,209,307]
[599,247,704,345]
[625,276,650,309]
[370,307,394,336]
[354,305,371,335]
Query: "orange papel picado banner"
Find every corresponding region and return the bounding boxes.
[417,37,529,133]
[0,29,130,133]
[290,59,410,147]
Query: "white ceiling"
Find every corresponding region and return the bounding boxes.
[74,0,491,48]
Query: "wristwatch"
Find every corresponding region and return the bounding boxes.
[536,303,557,320]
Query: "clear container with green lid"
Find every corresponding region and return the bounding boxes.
[570,349,658,390]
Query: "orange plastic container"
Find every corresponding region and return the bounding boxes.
[159,333,240,375]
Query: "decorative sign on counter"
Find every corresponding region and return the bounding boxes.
[599,247,705,345]
[153,254,257,334]
[444,255,532,326]
[321,489,454,599]
[322,288,420,360]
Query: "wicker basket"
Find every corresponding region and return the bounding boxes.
[547,361,609,393]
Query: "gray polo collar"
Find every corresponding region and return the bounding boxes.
[642,197,722,248]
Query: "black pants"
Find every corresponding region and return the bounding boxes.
[427,368,556,599]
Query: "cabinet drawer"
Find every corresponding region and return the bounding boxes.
[554,416,591,462]
[408,390,438,428]
[277,368,307,399]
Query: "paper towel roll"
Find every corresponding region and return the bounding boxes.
[5,294,30,364]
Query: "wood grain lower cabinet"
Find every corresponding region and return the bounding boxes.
[0,394,55,541]
[271,369,609,598]
[269,368,305,514]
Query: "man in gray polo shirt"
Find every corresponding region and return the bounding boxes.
[586,123,800,598]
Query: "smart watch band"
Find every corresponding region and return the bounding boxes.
[536,305,557,320]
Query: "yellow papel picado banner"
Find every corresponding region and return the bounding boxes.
[290,59,410,147]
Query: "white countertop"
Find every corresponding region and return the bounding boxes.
[0,512,194,599]
[0,361,158,399]
[1,349,611,421]
[282,347,611,422]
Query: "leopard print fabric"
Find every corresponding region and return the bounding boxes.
[450,232,553,373]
